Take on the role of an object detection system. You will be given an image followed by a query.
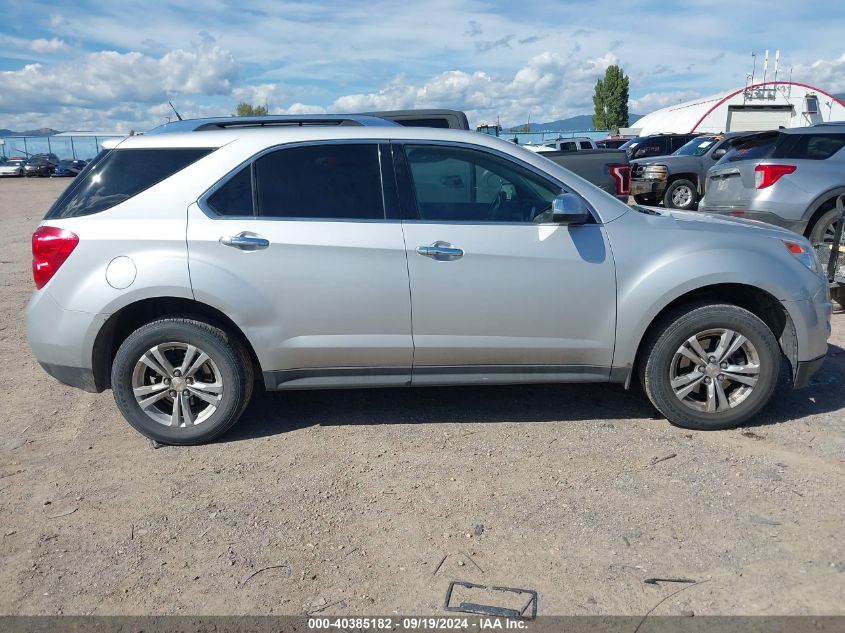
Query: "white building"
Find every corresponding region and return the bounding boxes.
[634,81,845,136]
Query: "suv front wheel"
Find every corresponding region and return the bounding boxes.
[663,179,697,210]
[111,318,253,445]
[641,303,781,430]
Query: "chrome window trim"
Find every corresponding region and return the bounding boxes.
[196,137,599,225]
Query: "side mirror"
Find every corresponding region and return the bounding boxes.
[552,193,591,225]
[712,148,727,159]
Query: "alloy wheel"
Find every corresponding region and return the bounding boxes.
[671,185,693,208]
[669,328,760,414]
[131,342,224,427]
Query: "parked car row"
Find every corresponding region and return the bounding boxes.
[0,155,88,177]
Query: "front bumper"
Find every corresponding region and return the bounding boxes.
[697,204,806,234]
[793,354,826,389]
[25,289,108,393]
[781,281,832,389]
[631,178,665,197]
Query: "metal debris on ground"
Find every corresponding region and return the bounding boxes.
[648,452,677,466]
[642,577,696,585]
[240,563,291,586]
[444,580,537,620]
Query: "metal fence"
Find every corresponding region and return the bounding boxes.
[0,134,124,161]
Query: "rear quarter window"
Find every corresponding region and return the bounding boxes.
[774,133,845,160]
[45,148,213,219]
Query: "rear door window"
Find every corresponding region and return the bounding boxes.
[579,141,593,150]
[254,144,384,219]
[45,148,213,219]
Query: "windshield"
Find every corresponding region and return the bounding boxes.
[673,136,720,156]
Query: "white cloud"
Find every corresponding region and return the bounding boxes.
[629,90,702,115]
[0,44,237,115]
[324,52,619,127]
[30,37,66,53]
[792,53,845,93]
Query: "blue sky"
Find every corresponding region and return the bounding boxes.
[2,0,844,131]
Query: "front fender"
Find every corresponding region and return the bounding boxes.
[607,211,822,369]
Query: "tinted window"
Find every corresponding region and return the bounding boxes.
[394,118,450,128]
[207,166,254,216]
[45,148,213,219]
[674,136,720,156]
[255,144,383,219]
[579,141,593,150]
[633,143,657,158]
[404,144,561,223]
[774,133,845,160]
[670,136,694,152]
[715,132,780,165]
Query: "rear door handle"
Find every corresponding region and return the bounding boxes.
[416,241,464,261]
[220,232,269,251]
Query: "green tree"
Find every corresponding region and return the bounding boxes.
[592,65,629,132]
[235,102,268,116]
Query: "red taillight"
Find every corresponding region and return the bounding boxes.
[32,226,78,289]
[609,163,631,196]
[754,164,796,189]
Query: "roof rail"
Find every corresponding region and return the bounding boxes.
[812,121,845,127]
[147,114,400,135]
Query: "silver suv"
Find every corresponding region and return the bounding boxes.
[700,124,845,245]
[25,117,832,444]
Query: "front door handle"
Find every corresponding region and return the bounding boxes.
[220,232,270,251]
[416,241,464,261]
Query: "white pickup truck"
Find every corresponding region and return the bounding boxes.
[524,137,599,153]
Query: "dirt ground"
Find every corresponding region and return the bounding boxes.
[1,177,844,617]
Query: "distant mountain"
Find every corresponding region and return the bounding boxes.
[836,92,845,102]
[0,128,60,137]
[510,113,642,133]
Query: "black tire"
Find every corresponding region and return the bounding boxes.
[663,179,698,210]
[807,206,840,246]
[832,286,845,311]
[633,194,657,205]
[111,318,253,445]
[640,303,781,430]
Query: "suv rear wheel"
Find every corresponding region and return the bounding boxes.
[111,318,253,445]
[663,179,697,210]
[641,303,780,430]
[807,206,840,247]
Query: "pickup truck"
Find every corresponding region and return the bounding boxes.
[539,149,631,201]
[524,137,599,152]
[630,132,765,209]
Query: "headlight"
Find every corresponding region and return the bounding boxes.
[642,164,668,180]
[783,240,822,275]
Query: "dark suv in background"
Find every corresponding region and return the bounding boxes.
[620,133,700,160]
